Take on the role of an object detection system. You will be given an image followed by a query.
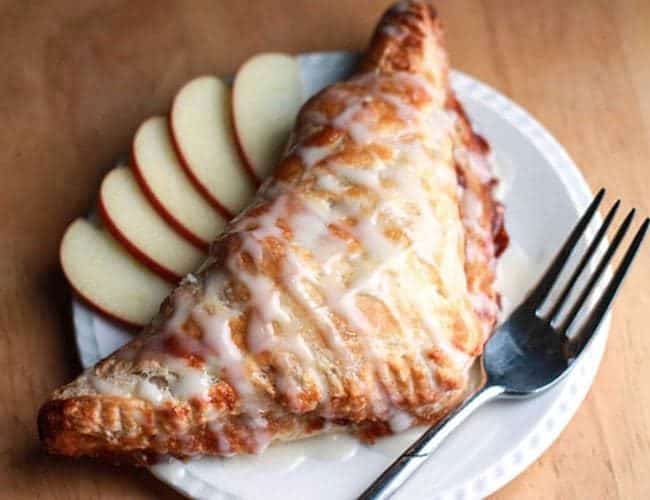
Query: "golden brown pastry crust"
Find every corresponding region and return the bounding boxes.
[39,0,506,465]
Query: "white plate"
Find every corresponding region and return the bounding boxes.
[72,52,608,500]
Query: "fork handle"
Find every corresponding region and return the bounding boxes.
[358,384,505,500]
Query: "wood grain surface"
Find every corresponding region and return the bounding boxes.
[1,0,648,498]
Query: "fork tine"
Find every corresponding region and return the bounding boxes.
[526,188,605,308]
[547,200,620,321]
[557,209,635,333]
[565,218,649,359]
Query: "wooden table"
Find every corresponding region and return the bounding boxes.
[1,0,648,498]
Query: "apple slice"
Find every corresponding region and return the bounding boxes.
[170,76,255,217]
[60,219,173,328]
[132,116,227,251]
[233,53,302,182]
[99,166,205,282]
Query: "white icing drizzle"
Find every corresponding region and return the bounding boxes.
[456,148,493,184]
[136,379,164,404]
[469,291,500,322]
[171,369,211,400]
[91,376,131,397]
[381,23,405,39]
[208,421,232,455]
[191,305,267,427]
[299,144,334,168]
[332,100,376,144]
[389,409,415,433]
[334,164,382,190]
[316,173,344,194]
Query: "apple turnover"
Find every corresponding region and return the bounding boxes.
[39,0,507,464]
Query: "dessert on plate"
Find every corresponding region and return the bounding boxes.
[39,0,507,464]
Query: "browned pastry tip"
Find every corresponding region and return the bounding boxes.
[360,1,444,79]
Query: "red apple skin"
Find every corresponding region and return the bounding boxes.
[70,286,143,331]
[130,147,210,252]
[167,110,235,220]
[97,196,181,285]
[59,243,144,331]
[230,103,263,188]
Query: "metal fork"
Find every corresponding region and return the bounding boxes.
[359,189,648,500]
